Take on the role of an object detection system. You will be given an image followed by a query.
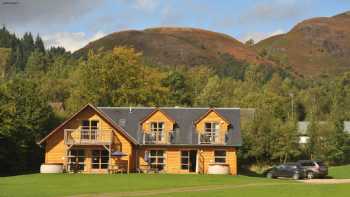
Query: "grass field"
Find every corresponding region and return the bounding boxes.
[0,165,350,197]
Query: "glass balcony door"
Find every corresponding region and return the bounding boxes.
[91,150,109,169]
[150,122,164,142]
[81,120,99,141]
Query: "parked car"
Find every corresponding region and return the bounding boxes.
[265,163,306,180]
[297,160,328,179]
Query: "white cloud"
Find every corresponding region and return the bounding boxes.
[0,0,99,28]
[42,31,106,52]
[239,29,285,43]
[239,0,310,24]
[134,0,159,11]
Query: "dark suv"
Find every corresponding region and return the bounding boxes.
[265,163,306,180]
[297,160,328,179]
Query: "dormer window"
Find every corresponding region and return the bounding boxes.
[81,120,99,140]
[199,122,220,144]
[140,109,175,144]
[205,122,219,135]
[151,122,164,133]
[151,122,164,141]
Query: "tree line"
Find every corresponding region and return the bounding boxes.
[1,27,350,175]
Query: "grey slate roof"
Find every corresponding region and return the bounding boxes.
[97,107,242,147]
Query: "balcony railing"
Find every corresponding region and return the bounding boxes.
[64,129,113,145]
[198,132,226,145]
[142,131,173,144]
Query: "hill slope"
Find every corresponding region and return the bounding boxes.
[75,27,271,68]
[256,11,350,76]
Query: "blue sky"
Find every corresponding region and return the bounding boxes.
[1,0,350,51]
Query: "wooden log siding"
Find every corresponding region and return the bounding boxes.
[141,110,174,144]
[44,107,134,172]
[43,106,239,175]
[137,147,237,175]
[195,111,230,145]
[142,111,174,132]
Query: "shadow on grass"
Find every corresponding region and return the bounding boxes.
[238,168,265,178]
[0,170,39,177]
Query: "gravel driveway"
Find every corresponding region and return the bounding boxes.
[300,179,350,184]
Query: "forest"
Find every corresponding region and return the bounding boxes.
[1,27,350,175]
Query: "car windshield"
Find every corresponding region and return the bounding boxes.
[316,161,325,166]
[301,162,315,166]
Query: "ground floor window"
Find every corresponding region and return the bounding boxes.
[149,150,165,171]
[92,150,109,169]
[68,149,85,172]
[214,150,226,163]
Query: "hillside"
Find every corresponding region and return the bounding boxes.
[75,27,272,68]
[256,11,350,76]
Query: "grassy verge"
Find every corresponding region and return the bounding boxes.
[1,165,350,197]
[0,174,277,197]
[329,165,350,179]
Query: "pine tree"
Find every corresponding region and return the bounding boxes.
[34,34,45,54]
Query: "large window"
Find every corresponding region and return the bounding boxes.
[149,150,165,171]
[214,150,226,163]
[92,150,109,169]
[150,122,164,141]
[205,122,219,135]
[68,149,85,172]
[81,120,99,140]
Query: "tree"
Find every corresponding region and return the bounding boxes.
[245,38,255,47]
[67,47,160,112]
[25,50,48,75]
[195,75,222,107]
[0,48,11,79]
[0,76,55,174]
[21,33,35,66]
[34,35,45,54]
[161,71,192,106]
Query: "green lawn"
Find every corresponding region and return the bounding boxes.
[328,165,350,179]
[0,165,349,197]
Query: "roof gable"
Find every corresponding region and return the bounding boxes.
[38,104,137,145]
[139,108,175,124]
[194,108,230,126]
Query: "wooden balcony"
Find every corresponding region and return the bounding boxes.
[64,129,113,145]
[198,132,226,145]
[142,131,173,144]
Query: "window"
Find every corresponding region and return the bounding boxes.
[149,150,165,171]
[181,151,190,170]
[68,149,85,172]
[300,161,315,167]
[92,150,109,169]
[200,122,220,144]
[150,122,164,141]
[81,120,99,140]
[205,122,220,135]
[214,150,226,163]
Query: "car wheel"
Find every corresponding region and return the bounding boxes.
[292,173,300,180]
[266,172,273,179]
[307,171,314,179]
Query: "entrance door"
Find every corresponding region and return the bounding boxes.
[181,150,197,172]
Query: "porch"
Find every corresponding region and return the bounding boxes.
[63,128,129,173]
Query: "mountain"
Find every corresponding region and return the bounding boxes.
[256,11,350,77]
[75,27,272,68]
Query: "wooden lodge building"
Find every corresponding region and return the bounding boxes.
[38,104,242,175]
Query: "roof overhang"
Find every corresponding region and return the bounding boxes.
[139,108,176,125]
[194,108,231,126]
[37,103,138,145]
